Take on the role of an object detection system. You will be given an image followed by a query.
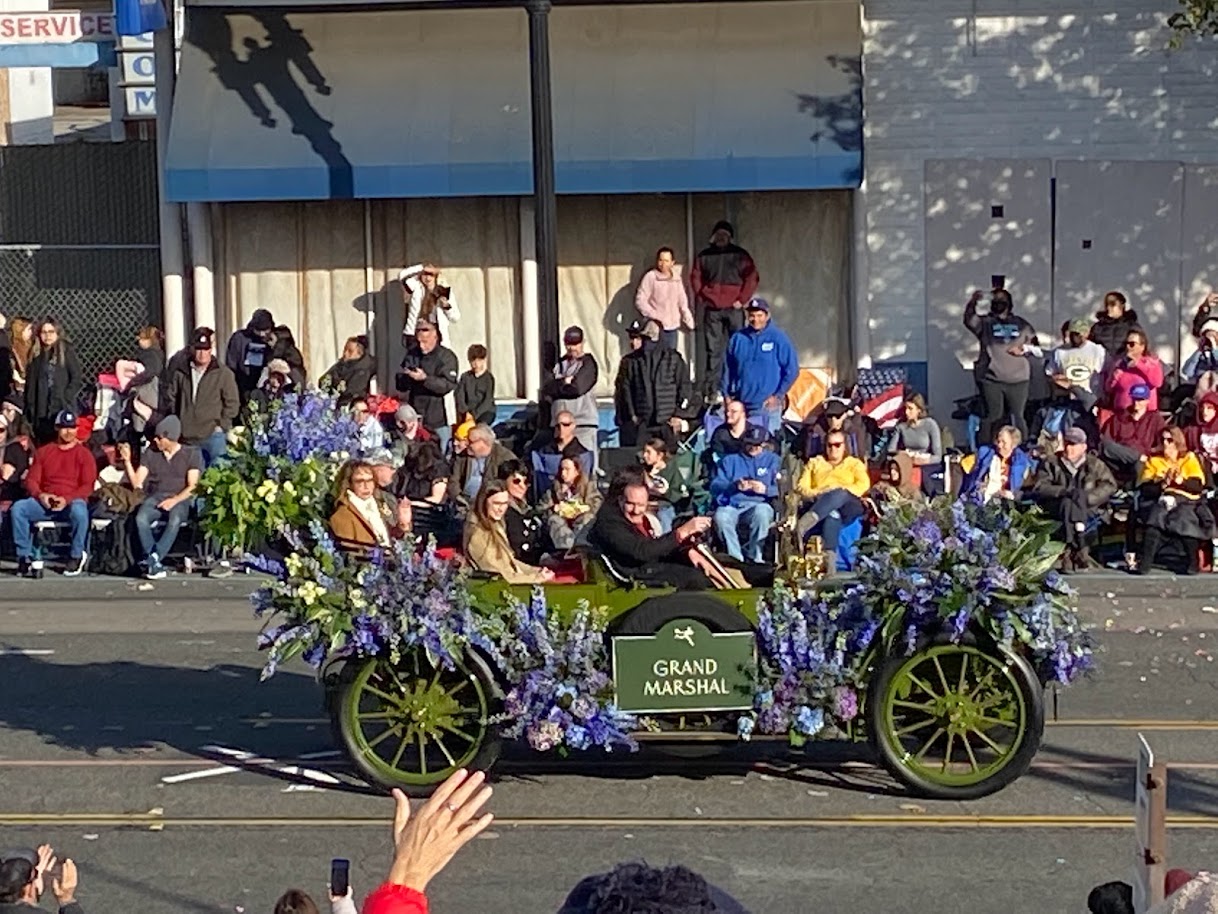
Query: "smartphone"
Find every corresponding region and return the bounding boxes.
[330,858,350,898]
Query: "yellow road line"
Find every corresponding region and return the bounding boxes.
[2,813,1218,829]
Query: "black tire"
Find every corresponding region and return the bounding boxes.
[334,649,503,796]
[609,594,754,758]
[866,637,1044,801]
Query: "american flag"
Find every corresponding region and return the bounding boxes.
[857,367,907,429]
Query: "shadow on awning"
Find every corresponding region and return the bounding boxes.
[165,7,533,202]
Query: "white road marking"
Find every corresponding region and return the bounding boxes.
[161,746,344,787]
[0,649,55,656]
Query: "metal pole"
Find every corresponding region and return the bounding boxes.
[526,0,559,374]
[155,0,186,352]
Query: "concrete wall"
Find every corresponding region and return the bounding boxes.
[859,0,1218,409]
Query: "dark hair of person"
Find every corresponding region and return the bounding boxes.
[1125,328,1149,349]
[468,343,488,361]
[644,436,670,457]
[496,458,530,483]
[1086,880,1133,914]
[606,466,649,507]
[1105,290,1128,307]
[470,478,512,538]
[37,315,69,364]
[656,246,675,259]
[273,889,321,914]
[408,439,445,478]
[992,288,1013,309]
[562,863,714,913]
[0,858,34,903]
[344,335,366,357]
[138,325,164,348]
[903,392,928,420]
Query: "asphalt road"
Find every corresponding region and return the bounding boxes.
[1,574,1217,913]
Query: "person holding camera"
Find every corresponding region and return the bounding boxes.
[396,321,459,454]
[964,287,1040,443]
[0,844,83,913]
[400,263,460,347]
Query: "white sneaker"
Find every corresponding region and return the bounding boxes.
[63,552,88,577]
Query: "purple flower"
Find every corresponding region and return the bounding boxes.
[832,686,858,722]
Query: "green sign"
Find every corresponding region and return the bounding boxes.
[612,619,756,714]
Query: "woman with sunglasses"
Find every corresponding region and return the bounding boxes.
[1104,329,1163,412]
[463,479,554,584]
[494,460,548,564]
[1128,426,1213,575]
[329,459,413,554]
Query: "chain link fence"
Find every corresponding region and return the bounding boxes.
[1,244,161,378]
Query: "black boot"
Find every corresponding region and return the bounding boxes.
[1137,528,1162,576]
[1185,537,1201,576]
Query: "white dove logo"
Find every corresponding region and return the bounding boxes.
[674,626,695,648]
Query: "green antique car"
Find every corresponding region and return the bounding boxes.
[325,549,1046,802]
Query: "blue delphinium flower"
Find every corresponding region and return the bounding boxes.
[794,706,824,737]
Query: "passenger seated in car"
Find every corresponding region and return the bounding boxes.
[463,479,553,584]
[539,455,601,551]
[329,459,412,554]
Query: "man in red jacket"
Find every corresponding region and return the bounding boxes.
[689,221,759,404]
[10,409,97,577]
[1098,383,1164,477]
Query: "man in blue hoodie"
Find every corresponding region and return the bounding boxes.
[710,424,780,562]
[720,298,799,433]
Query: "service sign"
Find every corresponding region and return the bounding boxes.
[612,619,756,714]
[0,10,114,44]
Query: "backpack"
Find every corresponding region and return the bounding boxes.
[88,512,137,577]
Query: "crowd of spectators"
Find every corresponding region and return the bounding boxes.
[4,240,1218,581]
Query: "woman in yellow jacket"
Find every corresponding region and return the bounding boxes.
[794,430,872,557]
[463,479,554,585]
[1133,426,1214,575]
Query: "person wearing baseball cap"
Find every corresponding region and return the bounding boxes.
[162,326,240,467]
[542,326,600,465]
[613,319,695,448]
[1028,422,1118,572]
[1046,317,1107,412]
[224,308,306,407]
[120,415,205,579]
[710,422,780,563]
[720,297,799,434]
[689,220,759,401]
[8,408,97,578]
[1099,380,1166,475]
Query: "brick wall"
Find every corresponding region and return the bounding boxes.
[859,0,1218,365]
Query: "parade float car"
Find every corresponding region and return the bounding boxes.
[323,538,1053,803]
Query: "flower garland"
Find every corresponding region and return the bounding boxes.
[493,590,638,753]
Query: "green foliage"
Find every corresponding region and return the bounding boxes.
[1169,0,1218,43]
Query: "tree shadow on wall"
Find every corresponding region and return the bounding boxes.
[795,54,863,186]
[197,10,353,199]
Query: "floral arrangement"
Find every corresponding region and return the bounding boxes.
[493,590,638,753]
[746,496,1093,743]
[197,389,361,553]
[251,533,502,681]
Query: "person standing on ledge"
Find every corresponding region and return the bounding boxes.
[689,221,759,404]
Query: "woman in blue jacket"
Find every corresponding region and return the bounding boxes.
[960,425,1035,503]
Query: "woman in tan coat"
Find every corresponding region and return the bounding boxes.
[463,479,553,584]
[329,459,412,554]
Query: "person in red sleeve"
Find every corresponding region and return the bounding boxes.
[689,221,759,403]
[362,768,494,914]
[1098,383,1164,478]
[10,409,97,578]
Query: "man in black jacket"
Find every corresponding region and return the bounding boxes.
[1089,291,1142,366]
[0,846,84,914]
[161,328,240,466]
[614,320,694,448]
[396,321,458,452]
[224,308,306,405]
[589,468,713,590]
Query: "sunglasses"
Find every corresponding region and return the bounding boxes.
[509,474,528,485]
[1126,340,1142,347]
[827,441,846,449]
[558,421,574,427]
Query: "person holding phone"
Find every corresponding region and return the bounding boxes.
[964,287,1040,443]
[0,844,83,913]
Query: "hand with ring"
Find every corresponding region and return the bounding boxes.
[386,768,495,894]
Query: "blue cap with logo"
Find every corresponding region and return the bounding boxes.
[745,297,770,313]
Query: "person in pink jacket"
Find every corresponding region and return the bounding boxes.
[1104,328,1163,411]
[634,246,694,350]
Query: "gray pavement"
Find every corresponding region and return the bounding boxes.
[1,582,1217,912]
